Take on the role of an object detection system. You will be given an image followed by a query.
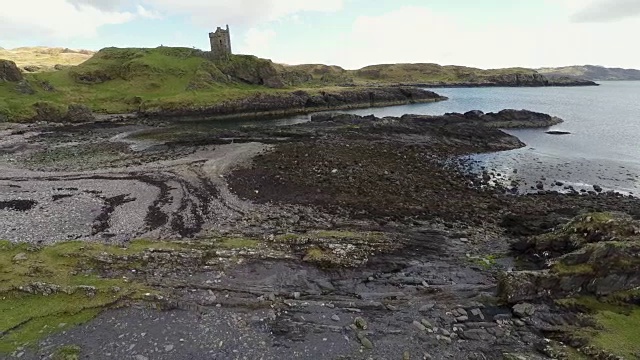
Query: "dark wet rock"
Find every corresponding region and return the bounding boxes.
[0,59,23,82]
[546,130,571,135]
[461,329,496,342]
[593,185,603,193]
[464,110,485,118]
[512,303,536,318]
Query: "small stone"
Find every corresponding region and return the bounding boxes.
[440,336,452,344]
[359,336,373,349]
[441,329,451,337]
[403,351,411,360]
[12,253,27,262]
[357,332,373,349]
[419,303,436,313]
[420,319,433,329]
[268,293,276,302]
[293,292,301,300]
[386,304,399,311]
[470,308,485,320]
[354,317,367,330]
[331,315,340,322]
[135,356,149,360]
[460,238,469,243]
[493,314,512,322]
[456,316,469,322]
[413,321,427,331]
[164,345,174,352]
[514,319,526,327]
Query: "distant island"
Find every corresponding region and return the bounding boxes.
[538,65,640,81]
[0,44,596,123]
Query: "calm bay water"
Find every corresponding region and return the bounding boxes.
[341,81,640,194]
[190,81,640,194]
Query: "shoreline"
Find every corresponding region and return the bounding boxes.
[1,109,639,359]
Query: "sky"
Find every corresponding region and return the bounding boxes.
[1,0,639,70]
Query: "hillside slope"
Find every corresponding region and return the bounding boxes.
[538,65,640,81]
[0,46,595,122]
[277,63,595,87]
[0,47,94,72]
[0,47,446,122]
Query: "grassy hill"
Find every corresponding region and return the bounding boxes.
[538,65,640,81]
[276,63,544,86]
[0,47,286,121]
[0,46,592,122]
[0,47,94,71]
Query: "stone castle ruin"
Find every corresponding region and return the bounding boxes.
[209,25,232,60]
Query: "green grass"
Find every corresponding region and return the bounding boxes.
[592,308,640,357]
[551,262,594,276]
[557,297,640,358]
[311,230,382,240]
[52,344,82,360]
[0,239,184,352]
[0,47,280,122]
[216,237,260,249]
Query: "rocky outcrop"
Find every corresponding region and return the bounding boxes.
[500,213,640,304]
[215,55,285,88]
[478,109,564,128]
[66,104,96,123]
[0,59,23,82]
[31,102,95,123]
[140,87,446,119]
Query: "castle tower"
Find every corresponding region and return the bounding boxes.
[209,25,232,60]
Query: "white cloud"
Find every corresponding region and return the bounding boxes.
[0,0,134,42]
[570,0,640,22]
[139,0,344,26]
[67,0,127,11]
[261,5,640,69]
[237,28,277,56]
[137,4,162,19]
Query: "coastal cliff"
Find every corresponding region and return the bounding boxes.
[138,86,446,119]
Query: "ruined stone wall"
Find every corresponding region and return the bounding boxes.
[209,25,232,60]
